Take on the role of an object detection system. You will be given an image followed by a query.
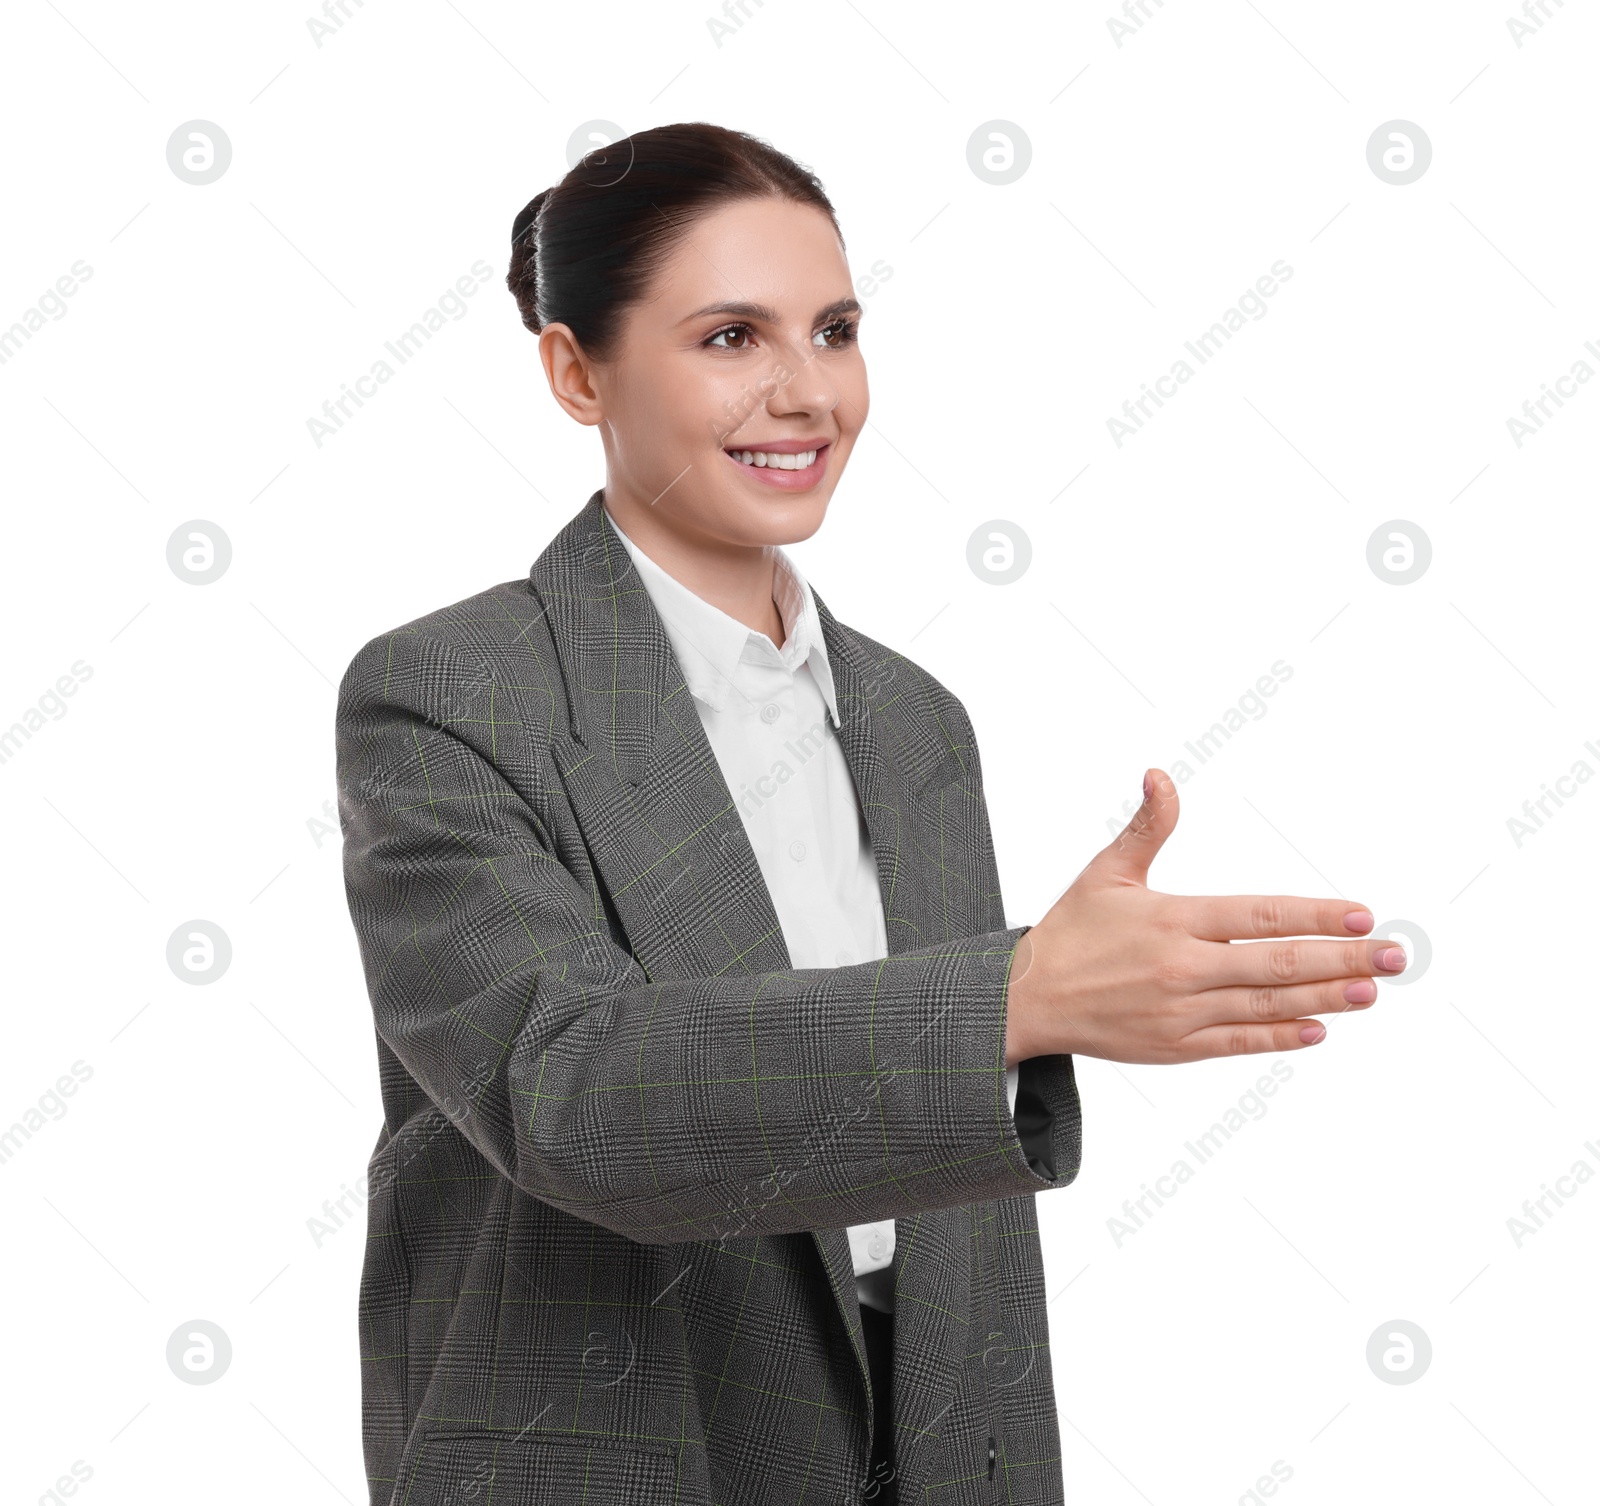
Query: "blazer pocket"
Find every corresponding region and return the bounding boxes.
[402,1430,681,1506]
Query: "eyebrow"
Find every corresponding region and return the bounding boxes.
[681,296,863,327]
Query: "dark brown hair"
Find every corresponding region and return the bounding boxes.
[507,122,842,363]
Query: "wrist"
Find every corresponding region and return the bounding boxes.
[1004,928,1042,1068]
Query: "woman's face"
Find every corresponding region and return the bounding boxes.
[547,195,869,551]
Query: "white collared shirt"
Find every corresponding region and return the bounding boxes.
[604,506,1019,1313]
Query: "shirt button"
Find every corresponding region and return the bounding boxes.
[760,703,780,724]
[788,840,806,861]
[867,1232,887,1260]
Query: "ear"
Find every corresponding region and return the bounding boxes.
[539,323,604,427]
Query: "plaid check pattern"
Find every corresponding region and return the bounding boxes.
[335,488,1084,1504]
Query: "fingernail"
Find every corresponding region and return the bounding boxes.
[1300,1023,1326,1044]
[1375,947,1407,972]
[1143,772,1152,802]
[1343,910,1374,933]
[1343,979,1377,1004]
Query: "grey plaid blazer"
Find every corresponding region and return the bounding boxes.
[335,488,1083,1505]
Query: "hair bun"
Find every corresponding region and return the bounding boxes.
[508,189,553,333]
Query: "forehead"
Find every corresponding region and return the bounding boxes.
[646,197,850,313]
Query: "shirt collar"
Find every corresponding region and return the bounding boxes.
[603,505,841,727]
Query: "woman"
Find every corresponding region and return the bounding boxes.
[335,122,1401,1506]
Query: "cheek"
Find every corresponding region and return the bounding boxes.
[687,362,761,442]
[619,360,722,451]
[839,360,869,435]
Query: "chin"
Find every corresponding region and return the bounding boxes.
[732,490,832,546]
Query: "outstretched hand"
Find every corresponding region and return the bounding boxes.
[1004,769,1405,1067]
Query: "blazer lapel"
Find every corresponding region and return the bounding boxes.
[527,490,799,984]
[527,490,973,1492]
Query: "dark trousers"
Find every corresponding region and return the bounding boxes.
[860,1303,897,1504]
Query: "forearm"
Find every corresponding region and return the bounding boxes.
[351,889,1065,1242]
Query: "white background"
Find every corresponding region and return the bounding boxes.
[1,1,1595,1502]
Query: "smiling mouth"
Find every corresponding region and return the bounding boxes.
[724,445,822,470]
[721,441,830,489]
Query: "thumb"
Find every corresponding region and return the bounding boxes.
[1093,768,1179,885]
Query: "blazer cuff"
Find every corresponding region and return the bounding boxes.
[993,923,1082,1192]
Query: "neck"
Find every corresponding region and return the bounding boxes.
[602,491,787,647]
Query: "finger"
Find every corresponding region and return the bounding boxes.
[1177,895,1376,942]
[1189,973,1380,1029]
[1089,768,1179,887]
[1197,936,1407,990]
[1177,1019,1332,1061]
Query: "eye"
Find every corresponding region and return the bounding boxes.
[704,323,755,350]
[815,319,859,349]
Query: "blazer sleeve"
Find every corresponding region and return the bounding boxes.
[336,628,1083,1246]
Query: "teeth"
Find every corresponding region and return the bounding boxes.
[728,448,817,470]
